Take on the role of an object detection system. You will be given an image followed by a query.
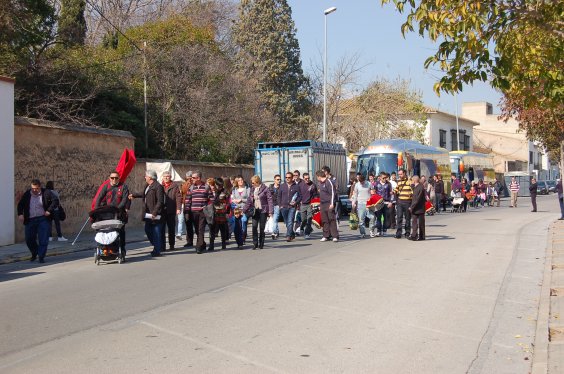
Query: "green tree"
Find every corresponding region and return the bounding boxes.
[0,0,57,75]
[232,0,312,139]
[381,0,563,161]
[58,0,87,46]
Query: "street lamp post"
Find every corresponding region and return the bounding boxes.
[323,6,337,143]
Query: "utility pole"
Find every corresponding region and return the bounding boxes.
[143,41,148,155]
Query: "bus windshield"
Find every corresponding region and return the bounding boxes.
[450,158,460,174]
[357,154,398,176]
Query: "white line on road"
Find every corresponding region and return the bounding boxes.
[139,321,288,374]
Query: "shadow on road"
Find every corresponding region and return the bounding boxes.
[424,235,455,241]
[0,271,45,282]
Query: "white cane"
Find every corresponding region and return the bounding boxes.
[72,217,91,246]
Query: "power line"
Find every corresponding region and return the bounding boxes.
[83,0,143,52]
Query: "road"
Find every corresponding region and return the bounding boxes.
[0,195,559,373]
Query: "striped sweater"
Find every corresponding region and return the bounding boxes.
[394,178,413,203]
[188,183,212,212]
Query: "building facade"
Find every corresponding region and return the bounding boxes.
[423,108,478,152]
[0,77,15,246]
[461,102,554,177]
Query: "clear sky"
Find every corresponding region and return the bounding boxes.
[286,0,503,116]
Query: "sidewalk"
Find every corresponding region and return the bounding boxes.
[0,226,151,265]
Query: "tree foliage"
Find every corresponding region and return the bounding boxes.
[336,78,427,152]
[233,0,312,138]
[382,0,563,155]
[58,0,87,46]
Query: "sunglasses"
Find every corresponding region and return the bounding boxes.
[110,177,119,180]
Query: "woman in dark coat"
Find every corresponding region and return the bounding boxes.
[244,175,273,249]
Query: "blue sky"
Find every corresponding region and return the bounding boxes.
[286,0,503,116]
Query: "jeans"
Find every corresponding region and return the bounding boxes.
[49,209,63,238]
[25,216,50,259]
[375,205,388,234]
[280,207,296,238]
[559,196,564,218]
[396,202,411,237]
[145,220,164,255]
[176,211,185,236]
[357,203,370,236]
[252,210,268,247]
[271,205,280,235]
[299,204,313,236]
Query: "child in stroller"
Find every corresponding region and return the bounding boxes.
[450,190,464,213]
[90,206,126,264]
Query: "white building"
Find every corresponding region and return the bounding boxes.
[423,107,478,151]
[0,76,15,245]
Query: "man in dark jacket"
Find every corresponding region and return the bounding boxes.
[529,178,538,212]
[94,170,130,257]
[434,174,445,212]
[279,172,301,241]
[316,170,339,242]
[161,171,182,251]
[268,174,282,239]
[17,179,59,263]
[408,175,426,241]
[129,170,165,257]
[298,172,318,239]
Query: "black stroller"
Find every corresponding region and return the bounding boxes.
[89,206,125,265]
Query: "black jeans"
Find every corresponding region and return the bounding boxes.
[209,222,229,249]
[184,212,195,245]
[161,213,176,250]
[252,210,268,247]
[396,202,411,236]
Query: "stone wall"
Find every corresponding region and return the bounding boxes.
[13,117,255,242]
[14,117,136,242]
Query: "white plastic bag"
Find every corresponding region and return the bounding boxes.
[265,217,274,234]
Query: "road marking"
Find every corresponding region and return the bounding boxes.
[139,321,288,374]
[300,264,413,287]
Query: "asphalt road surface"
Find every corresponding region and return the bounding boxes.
[0,195,560,373]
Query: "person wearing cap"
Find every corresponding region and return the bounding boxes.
[129,170,166,257]
[161,171,182,251]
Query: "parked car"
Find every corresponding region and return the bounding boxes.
[338,194,353,215]
[537,181,549,195]
[546,180,557,193]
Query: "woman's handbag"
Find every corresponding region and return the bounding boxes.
[203,204,215,225]
[245,206,255,218]
[58,205,67,221]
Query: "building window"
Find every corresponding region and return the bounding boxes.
[451,130,457,151]
[486,103,493,115]
[529,151,533,163]
[439,130,447,148]
[464,135,470,151]
[458,130,466,151]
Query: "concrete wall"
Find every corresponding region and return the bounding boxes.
[0,77,15,246]
[424,111,477,151]
[13,117,254,242]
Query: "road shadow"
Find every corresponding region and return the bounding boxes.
[424,235,455,241]
[0,271,45,283]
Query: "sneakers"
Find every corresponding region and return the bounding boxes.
[360,234,365,239]
[304,234,311,239]
[320,237,328,242]
[375,231,381,237]
[48,237,53,242]
[332,238,339,242]
[58,236,68,242]
[369,229,375,238]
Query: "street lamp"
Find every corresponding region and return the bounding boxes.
[323,6,337,143]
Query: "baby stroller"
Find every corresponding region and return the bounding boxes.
[89,206,125,265]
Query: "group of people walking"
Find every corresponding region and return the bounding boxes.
[17,168,564,263]
[111,166,341,257]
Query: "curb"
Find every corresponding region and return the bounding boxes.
[532,221,554,374]
[0,239,150,265]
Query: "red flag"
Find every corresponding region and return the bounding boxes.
[91,149,137,210]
